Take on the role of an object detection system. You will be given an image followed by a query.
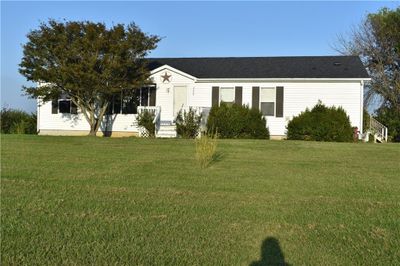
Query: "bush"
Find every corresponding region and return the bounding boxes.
[206,103,269,139]
[368,133,375,143]
[286,102,353,142]
[375,105,400,142]
[0,108,37,134]
[175,108,202,138]
[363,108,371,132]
[195,132,218,168]
[137,109,155,138]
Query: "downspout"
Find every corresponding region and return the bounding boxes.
[360,80,364,137]
[36,82,41,134]
[37,98,40,134]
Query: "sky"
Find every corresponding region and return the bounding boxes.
[1,1,398,112]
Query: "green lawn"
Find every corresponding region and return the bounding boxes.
[1,135,399,265]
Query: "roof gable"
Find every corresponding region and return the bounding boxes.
[150,64,196,81]
[147,56,370,79]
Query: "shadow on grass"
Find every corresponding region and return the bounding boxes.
[209,151,224,166]
[250,237,291,266]
[199,151,224,168]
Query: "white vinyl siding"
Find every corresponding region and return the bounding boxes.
[38,100,139,132]
[242,87,252,107]
[188,87,212,108]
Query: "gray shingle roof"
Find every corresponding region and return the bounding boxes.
[147,56,369,79]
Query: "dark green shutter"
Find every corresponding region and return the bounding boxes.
[51,99,58,114]
[149,87,156,106]
[276,86,284,117]
[252,87,260,110]
[71,101,78,114]
[212,86,219,106]
[235,87,242,106]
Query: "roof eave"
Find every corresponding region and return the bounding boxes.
[196,77,371,83]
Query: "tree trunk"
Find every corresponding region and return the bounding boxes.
[87,108,108,136]
[88,119,102,136]
[73,98,108,137]
[87,115,98,136]
[89,125,97,136]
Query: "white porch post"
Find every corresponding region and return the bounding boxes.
[385,128,388,142]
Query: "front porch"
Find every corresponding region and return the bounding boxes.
[136,106,210,138]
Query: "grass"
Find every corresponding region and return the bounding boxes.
[1,134,399,265]
[195,134,218,168]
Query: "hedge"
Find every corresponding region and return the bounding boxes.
[286,102,353,142]
[206,103,269,139]
[0,108,37,134]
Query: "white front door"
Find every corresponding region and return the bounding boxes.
[173,86,187,117]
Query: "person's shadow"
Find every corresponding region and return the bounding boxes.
[250,237,291,266]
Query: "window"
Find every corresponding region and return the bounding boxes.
[261,102,274,116]
[106,86,156,115]
[140,87,149,107]
[260,87,276,116]
[51,94,78,114]
[220,87,235,105]
[113,93,122,114]
[58,100,71,113]
[122,90,139,114]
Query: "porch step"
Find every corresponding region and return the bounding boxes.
[375,134,383,143]
[363,130,386,143]
[160,120,174,126]
[367,115,388,142]
[156,124,177,138]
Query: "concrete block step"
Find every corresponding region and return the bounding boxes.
[156,133,177,138]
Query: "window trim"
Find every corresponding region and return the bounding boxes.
[219,87,235,105]
[58,99,72,114]
[52,94,78,114]
[259,87,276,117]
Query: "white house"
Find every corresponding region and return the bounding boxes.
[37,55,371,138]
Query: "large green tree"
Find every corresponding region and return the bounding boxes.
[336,7,400,141]
[20,20,160,136]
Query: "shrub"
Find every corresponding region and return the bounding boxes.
[175,108,202,138]
[0,108,37,134]
[11,120,29,134]
[375,105,400,142]
[286,102,353,142]
[195,132,218,168]
[363,108,371,132]
[368,133,375,143]
[137,109,155,137]
[206,103,269,139]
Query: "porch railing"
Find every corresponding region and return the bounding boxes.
[177,105,204,118]
[153,106,161,132]
[369,115,388,142]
